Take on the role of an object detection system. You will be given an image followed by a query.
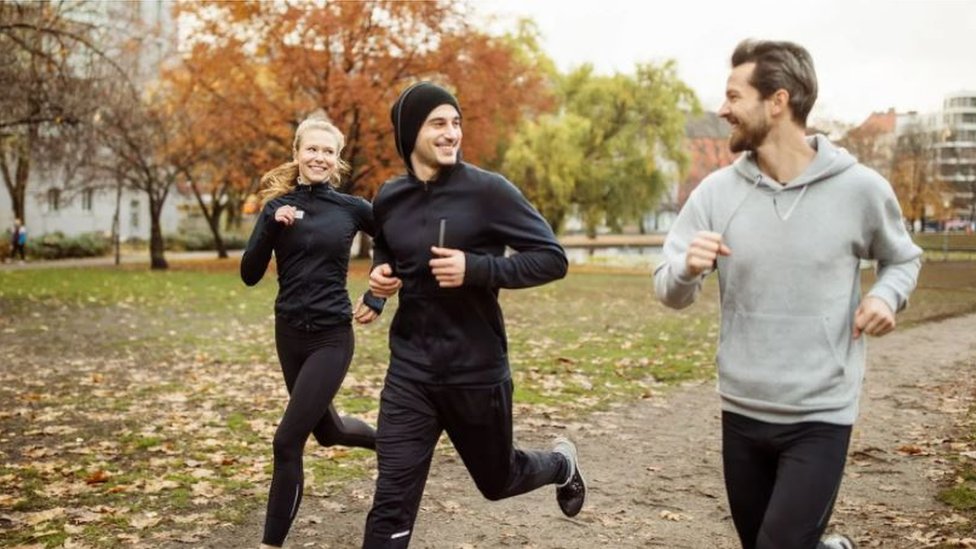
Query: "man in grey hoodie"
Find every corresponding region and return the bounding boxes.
[654,40,922,549]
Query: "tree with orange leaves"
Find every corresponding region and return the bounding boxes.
[889,121,951,228]
[165,1,553,257]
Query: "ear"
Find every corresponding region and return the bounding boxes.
[769,89,790,118]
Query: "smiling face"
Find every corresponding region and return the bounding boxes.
[410,103,462,180]
[293,128,339,184]
[718,62,772,154]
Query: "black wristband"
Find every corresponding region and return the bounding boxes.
[362,291,386,314]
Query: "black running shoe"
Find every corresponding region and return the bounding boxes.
[553,436,586,517]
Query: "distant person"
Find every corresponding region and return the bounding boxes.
[361,82,584,548]
[241,117,385,549]
[654,39,922,549]
[11,218,26,262]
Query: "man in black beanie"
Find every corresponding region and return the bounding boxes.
[361,81,586,548]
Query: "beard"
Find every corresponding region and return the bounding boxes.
[728,113,771,154]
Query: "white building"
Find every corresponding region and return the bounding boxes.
[933,91,976,221]
[0,183,184,242]
[0,0,187,242]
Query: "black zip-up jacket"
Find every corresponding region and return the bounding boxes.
[372,162,568,384]
[241,183,377,330]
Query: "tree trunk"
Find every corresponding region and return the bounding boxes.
[190,180,229,259]
[210,202,228,259]
[1,135,32,225]
[112,178,123,265]
[225,190,243,230]
[13,155,28,223]
[148,196,168,270]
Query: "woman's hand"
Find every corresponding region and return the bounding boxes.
[274,205,299,226]
[353,296,378,324]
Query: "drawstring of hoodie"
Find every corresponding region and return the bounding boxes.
[708,173,804,284]
[719,173,811,235]
[703,175,761,277]
[772,184,809,221]
[718,174,762,236]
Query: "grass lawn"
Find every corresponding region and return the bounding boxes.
[0,259,974,547]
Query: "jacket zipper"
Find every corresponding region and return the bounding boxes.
[302,184,313,330]
[421,178,446,381]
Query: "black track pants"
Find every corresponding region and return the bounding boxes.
[362,374,568,548]
[262,321,377,547]
[722,411,852,549]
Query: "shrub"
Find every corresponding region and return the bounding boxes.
[29,232,112,260]
[165,231,247,252]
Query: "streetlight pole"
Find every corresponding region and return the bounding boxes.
[969,165,975,233]
[943,198,951,261]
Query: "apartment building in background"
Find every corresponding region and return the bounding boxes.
[933,91,976,222]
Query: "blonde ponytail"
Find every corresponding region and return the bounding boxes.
[258,161,300,205]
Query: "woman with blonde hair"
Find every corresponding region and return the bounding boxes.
[241,117,383,548]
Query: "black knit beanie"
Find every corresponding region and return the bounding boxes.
[390,81,461,172]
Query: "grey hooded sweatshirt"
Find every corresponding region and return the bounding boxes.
[654,135,922,425]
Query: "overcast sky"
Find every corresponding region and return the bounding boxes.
[474,0,976,126]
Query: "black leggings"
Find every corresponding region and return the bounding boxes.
[362,374,567,548]
[722,411,852,549]
[263,321,377,547]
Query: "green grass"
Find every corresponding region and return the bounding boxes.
[3,527,69,549]
[938,483,976,510]
[304,451,373,485]
[2,259,976,546]
[915,233,976,262]
[935,400,976,544]
[0,267,273,310]
[862,261,976,327]
[913,232,976,250]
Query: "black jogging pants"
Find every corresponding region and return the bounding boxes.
[722,411,852,549]
[362,374,568,548]
[262,320,377,547]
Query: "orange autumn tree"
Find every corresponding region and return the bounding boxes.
[162,44,290,257]
[166,1,553,254]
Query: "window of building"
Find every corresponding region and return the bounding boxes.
[940,164,958,178]
[47,188,61,211]
[947,97,976,109]
[947,130,976,143]
[81,189,94,211]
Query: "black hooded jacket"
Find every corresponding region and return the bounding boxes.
[372,162,568,384]
[241,182,376,330]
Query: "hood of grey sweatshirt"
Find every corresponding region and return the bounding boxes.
[654,134,922,425]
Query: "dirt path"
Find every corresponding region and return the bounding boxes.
[203,314,976,549]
